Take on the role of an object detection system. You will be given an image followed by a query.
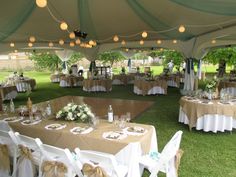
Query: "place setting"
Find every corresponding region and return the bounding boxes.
[45,123,67,130]
[70,126,93,135]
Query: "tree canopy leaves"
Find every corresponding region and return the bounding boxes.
[98,51,125,66]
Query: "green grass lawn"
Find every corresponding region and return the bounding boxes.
[1,71,236,177]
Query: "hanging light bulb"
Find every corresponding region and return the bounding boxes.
[160,48,163,51]
[69,32,75,39]
[211,39,216,44]
[59,39,64,45]
[75,39,81,45]
[178,25,185,33]
[173,40,177,44]
[14,50,18,53]
[113,35,119,42]
[125,48,129,52]
[89,40,94,46]
[49,42,53,47]
[10,42,15,47]
[29,36,36,43]
[142,31,148,38]
[140,40,144,45]
[28,42,33,47]
[93,41,97,46]
[36,0,47,8]
[60,22,68,31]
[121,40,126,45]
[157,40,162,44]
[69,42,75,47]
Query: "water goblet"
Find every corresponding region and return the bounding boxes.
[113,115,119,127]
[126,112,131,123]
[2,104,8,115]
[119,115,126,129]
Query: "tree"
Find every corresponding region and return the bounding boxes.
[30,52,84,71]
[149,49,184,68]
[203,47,236,66]
[98,51,125,66]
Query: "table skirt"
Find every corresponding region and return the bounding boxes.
[134,86,165,95]
[51,78,60,83]
[167,80,179,88]
[16,82,31,92]
[60,80,83,87]
[83,85,111,92]
[179,107,236,133]
[221,87,236,96]
[112,79,125,85]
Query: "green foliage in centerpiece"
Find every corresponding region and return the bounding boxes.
[204,76,218,92]
[56,103,94,122]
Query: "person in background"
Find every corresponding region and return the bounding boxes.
[167,60,174,73]
[78,66,84,76]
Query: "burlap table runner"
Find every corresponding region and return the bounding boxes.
[6,119,154,155]
[83,79,112,92]
[0,86,17,100]
[218,81,236,91]
[61,75,84,87]
[179,97,236,130]
[134,79,167,95]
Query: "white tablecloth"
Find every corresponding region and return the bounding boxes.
[167,80,179,88]
[221,87,236,97]
[179,107,236,133]
[15,82,32,92]
[59,80,83,87]
[133,86,165,95]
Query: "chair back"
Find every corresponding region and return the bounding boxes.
[9,131,41,151]
[0,120,12,132]
[150,131,183,177]
[75,148,120,177]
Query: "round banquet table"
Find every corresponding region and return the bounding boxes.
[60,75,84,87]
[112,74,135,85]
[0,85,17,100]
[218,80,236,96]
[159,74,180,88]
[179,96,236,133]
[50,73,65,83]
[133,79,167,96]
[83,79,112,92]
[13,79,36,92]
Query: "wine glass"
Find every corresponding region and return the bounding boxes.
[119,115,126,129]
[126,112,131,122]
[113,115,119,127]
[2,104,8,115]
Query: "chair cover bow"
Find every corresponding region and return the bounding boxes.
[41,160,68,177]
[0,144,10,171]
[175,149,184,176]
[82,163,108,177]
[19,144,33,160]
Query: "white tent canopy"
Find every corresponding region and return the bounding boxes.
[1,0,236,91]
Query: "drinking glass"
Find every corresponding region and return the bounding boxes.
[113,115,119,127]
[126,112,131,122]
[119,115,126,129]
[2,104,8,115]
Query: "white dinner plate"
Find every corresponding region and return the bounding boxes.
[70,126,93,134]
[123,126,147,136]
[102,131,127,140]
[3,116,23,122]
[45,123,66,130]
[21,119,42,126]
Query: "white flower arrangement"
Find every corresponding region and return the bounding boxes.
[205,76,218,92]
[56,103,94,122]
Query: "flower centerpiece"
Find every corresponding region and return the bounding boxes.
[56,103,95,123]
[204,76,219,99]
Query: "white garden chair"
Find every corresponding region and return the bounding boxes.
[140,131,183,177]
[35,139,78,177]
[8,131,42,177]
[0,130,18,177]
[74,147,128,177]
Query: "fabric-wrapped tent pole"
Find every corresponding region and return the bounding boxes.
[55,50,74,74]
[121,51,136,73]
[183,58,195,91]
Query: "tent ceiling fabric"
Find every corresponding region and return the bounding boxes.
[1,0,236,58]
